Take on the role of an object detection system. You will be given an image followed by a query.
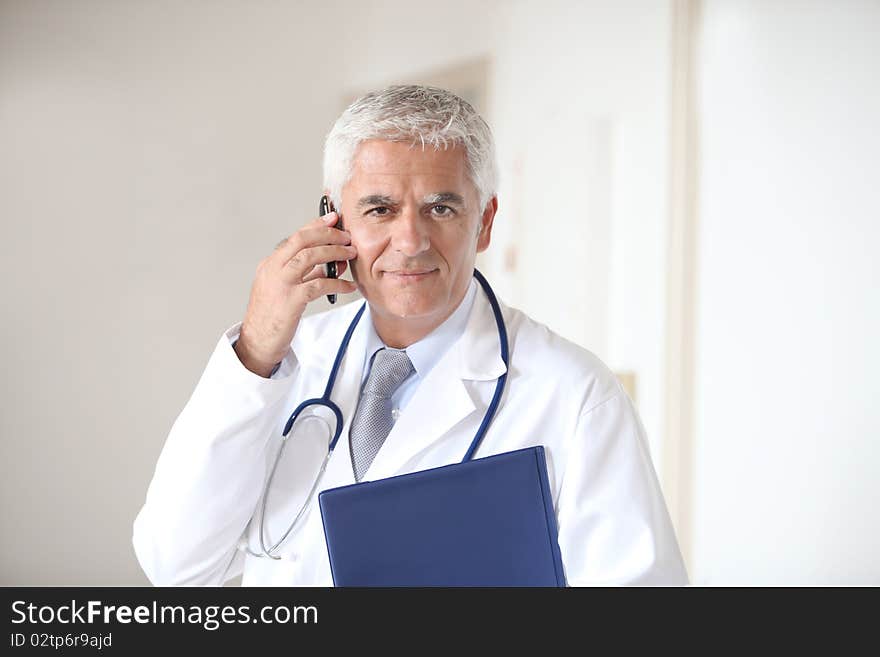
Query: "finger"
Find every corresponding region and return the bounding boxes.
[302,259,349,283]
[271,228,319,264]
[274,218,334,252]
[301,264,324,282]
[282,244,357,282]
[297,276,359,304]
[301,260,347,282]
[273,216,351,264]
[319,210,342,228]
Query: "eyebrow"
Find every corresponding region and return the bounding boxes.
[423,192,465,206]
[355,192,465,209]
[356,194,396,210]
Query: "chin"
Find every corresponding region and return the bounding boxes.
[379,295,444,320]
[365,275,448,319]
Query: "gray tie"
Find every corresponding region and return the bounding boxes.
[349,348,414,482]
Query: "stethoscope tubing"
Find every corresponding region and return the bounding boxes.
[462,269,509,462]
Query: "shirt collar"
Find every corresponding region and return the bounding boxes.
[362,277,478,381]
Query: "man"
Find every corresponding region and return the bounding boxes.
[133,85,687,586]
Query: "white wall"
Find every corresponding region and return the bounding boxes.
[692,0,880,584]
[487,1,672,470]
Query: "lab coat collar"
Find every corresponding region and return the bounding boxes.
[360,281,508,481]
[456,279,508,382]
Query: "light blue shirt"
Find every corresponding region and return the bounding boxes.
[359,278,477,422]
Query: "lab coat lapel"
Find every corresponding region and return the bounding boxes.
[362,288,507,481]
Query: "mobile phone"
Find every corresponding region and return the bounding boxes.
[320,195,341,304]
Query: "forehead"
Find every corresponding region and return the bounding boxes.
[346,139,470,191]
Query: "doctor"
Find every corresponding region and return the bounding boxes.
[133,85,688,586]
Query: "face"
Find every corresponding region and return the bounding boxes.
[338,139,496,339]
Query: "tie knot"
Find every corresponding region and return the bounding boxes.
[364,348,414,398]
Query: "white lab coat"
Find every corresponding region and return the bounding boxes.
[133,286,688,586]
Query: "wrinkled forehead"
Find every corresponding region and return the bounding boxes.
[344,139,475,197]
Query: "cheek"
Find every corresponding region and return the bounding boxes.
[439,223,478,262]
[349,226,387,268]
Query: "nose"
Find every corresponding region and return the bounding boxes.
[392,206,430,257]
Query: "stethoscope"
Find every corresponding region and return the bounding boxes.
[247,269,509,559]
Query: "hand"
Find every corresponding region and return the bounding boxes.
[235,212,358,377]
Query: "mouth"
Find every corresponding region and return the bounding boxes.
[383,268,438,282]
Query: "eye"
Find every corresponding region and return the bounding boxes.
[366,206,391,217]
[431,205,455,217]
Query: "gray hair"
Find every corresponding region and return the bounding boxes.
[322,85,498,211]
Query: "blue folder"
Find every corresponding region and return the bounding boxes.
[318,446,566,587]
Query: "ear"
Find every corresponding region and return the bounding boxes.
[476,196,498,253]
